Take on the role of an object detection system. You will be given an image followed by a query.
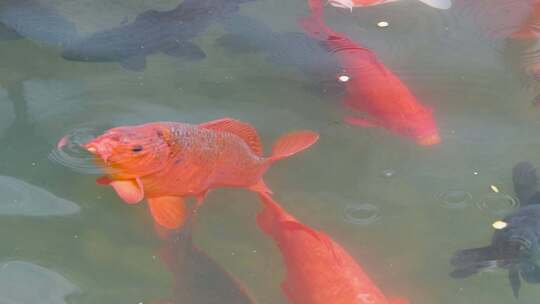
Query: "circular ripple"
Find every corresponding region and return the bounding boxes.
[439,189,472,209]
[48,127,103,174]
[476,193,519,216]
[343,203,381,225]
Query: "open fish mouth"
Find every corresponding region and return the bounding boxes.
[416,134,441,146]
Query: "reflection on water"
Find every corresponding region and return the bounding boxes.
[3,0,540,303]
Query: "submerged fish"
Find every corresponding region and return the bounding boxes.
[257,193,409,304]
[76,118,319,229]
[450,162,540,298]
[0,0,78,46]
[328,0,451,10]
[298,11,440,146]
[61,0,253,71]
[154,221,256,304]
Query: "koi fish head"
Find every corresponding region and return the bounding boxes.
[84,124,175,177]
[395,107,440,146]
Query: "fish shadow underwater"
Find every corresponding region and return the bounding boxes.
[450,161,540,298]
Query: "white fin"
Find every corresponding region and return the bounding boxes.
[418,0,451,9]
[328,0,354,11]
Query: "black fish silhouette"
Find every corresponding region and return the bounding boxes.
[62,0,254,71]
[155,220,256,304]
[450,161,540,298]
[0,0,78,46]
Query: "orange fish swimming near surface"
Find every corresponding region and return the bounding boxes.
[328,0,451,11]
[298,12,440,146]
[77,118,319,229]
[257,193,409,304]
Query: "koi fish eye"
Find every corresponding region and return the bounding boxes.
[131,145,144,153]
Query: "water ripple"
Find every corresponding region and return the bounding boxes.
[48,127,102,174]
[343,203,381,225]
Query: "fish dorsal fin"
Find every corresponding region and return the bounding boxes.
[199,118,263,156]
[148,196,187,229]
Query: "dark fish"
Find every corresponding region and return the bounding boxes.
[155,222,256,304]
[0,0,78,46]
[217,15,343,94]
[450,161,540,298]
[62,0,253,71]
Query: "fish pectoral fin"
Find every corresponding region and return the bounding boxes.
[110,178,144,204]
[120,55,147,71]
[343,115,378,128]
[509,266,522,299]
[199,118,264,156]
[148,196,187,229]
[162,41,206,60]
[388,297,410,304]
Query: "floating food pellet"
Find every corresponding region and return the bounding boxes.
[492,220,507,230]
[377,21,389,28]
[338,75,350,82]
[490,185,500,193]
[473,171,479,175]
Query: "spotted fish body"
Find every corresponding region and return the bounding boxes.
[82,118,319,229]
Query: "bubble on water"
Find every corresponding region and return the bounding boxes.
[439,189,472,209]
[48,127,104,174]
[476,193,519,216]
[381,169,396,178]
[343,203,381,225]
[377,21,389,28]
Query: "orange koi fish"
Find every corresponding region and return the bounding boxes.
[257,193,409,304]
[508,1,540,39]
[298,12,440,146]
[328,0,451,11]
[80,118,319,229]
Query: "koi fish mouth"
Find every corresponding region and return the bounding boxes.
[416,134,441,146]
[83,141,113,162]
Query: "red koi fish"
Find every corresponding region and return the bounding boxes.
[328,0,451,10]
[298,14,440,146]
[511,2,540,39]
[79,118,319,229]
[257,193,409,304]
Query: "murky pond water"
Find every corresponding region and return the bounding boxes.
[3,0,540,303]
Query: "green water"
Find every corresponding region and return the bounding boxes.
[2,0,540,303]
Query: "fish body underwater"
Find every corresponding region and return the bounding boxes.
[61,0,253,70]
[219,15,342,85]
[450,162,540,298]
[0,0,78,46]
[153,222,256,304]
[79,118,319,229]
[328,0,451,10]
[298,12,440,146]
[256,193,409,304]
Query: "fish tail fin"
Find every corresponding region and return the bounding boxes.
[450,246,499,278]
[513,161,539,205]
[268,131,319,163]
[256,192,289,235]
[417,0,452,9]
